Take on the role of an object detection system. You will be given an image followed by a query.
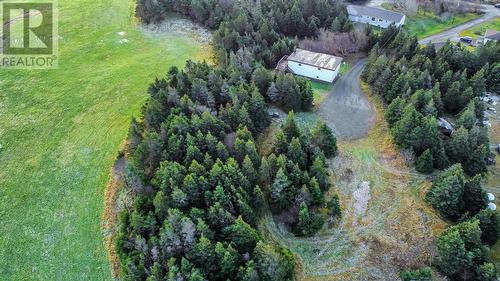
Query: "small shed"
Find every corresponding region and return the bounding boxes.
[437,117,454,136]
[279,49,343,83]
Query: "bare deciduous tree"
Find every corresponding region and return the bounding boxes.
[299,29,368,57]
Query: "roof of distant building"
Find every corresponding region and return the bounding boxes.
[347,5,405,23]
[287,49,343,71]
[485,29,500,41]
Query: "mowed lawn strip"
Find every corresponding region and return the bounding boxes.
[0,0,209,280]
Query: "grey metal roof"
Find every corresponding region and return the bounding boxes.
[287,49,343,71]
[347,5,405,23]
[485,29,500,41]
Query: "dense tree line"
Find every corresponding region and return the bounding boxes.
[117,62,300,280]
[426,165,500,280]
[261,112,340,236]
[117,56,341,279]
[363,31,499,176]
[137,0,348,67]
[362,28,499,280]
[120,1,352,280]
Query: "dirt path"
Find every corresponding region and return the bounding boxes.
[262,81,446,280]
[316,59,376,140]
[102,156,126,278]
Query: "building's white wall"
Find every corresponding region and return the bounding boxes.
[348,14,404,28]
[288,61,338,83]
[399,15,406,27]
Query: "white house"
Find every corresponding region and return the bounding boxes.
[484,29,500,44]
[347,5,406,28]
[276,49,343,83]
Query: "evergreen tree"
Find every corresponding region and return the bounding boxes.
[463,175,488,216]
[426,164,465,220]
[415,149,433,174]
[312,120,337,158]
[270,168,290,211]
[327,194,341,218]
[223,216,259,253]
[287,137,306,168]
[475,209,500,246]
[400,267,432,281]
[308,177,323,206]
[282,111,300,140]
[385,96,406,126]
[295,202,312,236]
[310,156,329,192]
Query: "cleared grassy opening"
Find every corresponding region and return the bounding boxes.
[0,0,210,279]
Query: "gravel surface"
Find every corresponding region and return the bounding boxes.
[316,59,376,140]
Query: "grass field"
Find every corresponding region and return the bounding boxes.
[459,17,500,38]
[381,4,480,38]
[405,11,479,38]
[0,0,210,280]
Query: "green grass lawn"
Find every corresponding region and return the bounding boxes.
[310,62,351,105]
[459,17,500,38]
[406,11,479,38]
[0,0,209,280]
[381,3,480,38]
[311,81,332,105]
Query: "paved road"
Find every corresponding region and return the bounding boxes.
[316,59,375,140]
[419,5,500,44]
[316,2,499,140]
[365,0,500,44]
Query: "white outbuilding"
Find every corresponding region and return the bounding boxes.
[277,49,343,83]
[347,5,406,28]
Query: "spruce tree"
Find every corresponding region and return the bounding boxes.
[415,149,433,174]
[312,121,338,158]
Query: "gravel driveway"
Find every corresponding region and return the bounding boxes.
[316,59,376,140]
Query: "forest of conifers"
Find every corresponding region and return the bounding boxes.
[116,0,500,280]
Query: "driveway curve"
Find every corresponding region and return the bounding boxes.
[316,59,375,140]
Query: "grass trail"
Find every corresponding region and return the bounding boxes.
[0,0,210,279]
[259,86,448,280]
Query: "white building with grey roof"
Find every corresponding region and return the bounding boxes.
[347,5,406,28]
[277,49,343,83]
